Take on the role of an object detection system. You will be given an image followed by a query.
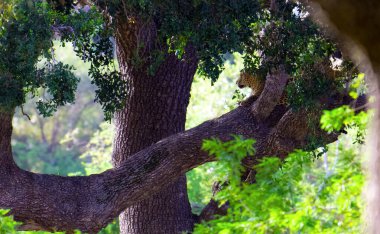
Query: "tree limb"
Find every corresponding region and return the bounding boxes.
[0,93,362,232]
[251,66,289,121]
[0,2,370,231]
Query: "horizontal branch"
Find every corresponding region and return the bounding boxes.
[0,93,361,232]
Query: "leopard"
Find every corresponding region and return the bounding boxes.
[236,72,265,98]
[236,72,288,106]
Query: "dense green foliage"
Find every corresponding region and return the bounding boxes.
[243,1,357,110]
[0,1,125,119]
[191,78,368,233]
[194,135,364,233]
[0,210,18,234]
[0,1,78,113]
[95,0,260,81]
[320,73,368,144]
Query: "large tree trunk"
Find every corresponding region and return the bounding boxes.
[112,16,198,233]
[0,109,17,170]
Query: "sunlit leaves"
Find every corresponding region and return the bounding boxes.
[320,106,369,144]
[195,136,365,233]
[0,210,18,234]
[320,72,369,143]
[0,0,16,36]
[202,135,255,185]
[349,73,365,99]
[195,107,368,233]
[36,62,79,117]
[320,106,355,133]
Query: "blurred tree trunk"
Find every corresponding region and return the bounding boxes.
[310,1,380,232]
[112,16,198,233]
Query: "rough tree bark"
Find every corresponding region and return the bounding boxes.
[112,15,198,233]
[0,67,355,233]
[0,109,17,170]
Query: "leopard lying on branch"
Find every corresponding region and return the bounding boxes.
[236,72,288,107]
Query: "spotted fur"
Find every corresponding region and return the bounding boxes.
[236,72,288,105]
[236,72,265,97]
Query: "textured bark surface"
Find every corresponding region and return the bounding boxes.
[0,69,357,232]
[112,15,197,233]
[251,67,289,121]
[0,111,14,163]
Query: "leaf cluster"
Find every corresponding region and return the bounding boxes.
[0,1,50,109]
[243,1,356,109]
[0,1,79,116]
[0,210,18,234]
[195,135,365,233]
[103,0,260,82]
[202,135,255,186]
[53,6,127,120]
[36,62,80,117]
[1,1,127,119]
[320,74,369,144]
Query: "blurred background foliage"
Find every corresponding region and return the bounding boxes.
[11,44,103,175]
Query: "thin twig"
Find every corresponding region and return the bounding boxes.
[20,105,31,121]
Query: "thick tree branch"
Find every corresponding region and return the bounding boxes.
[0,92,353,232]
[0,60,365,232]
[251,67,289,121]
